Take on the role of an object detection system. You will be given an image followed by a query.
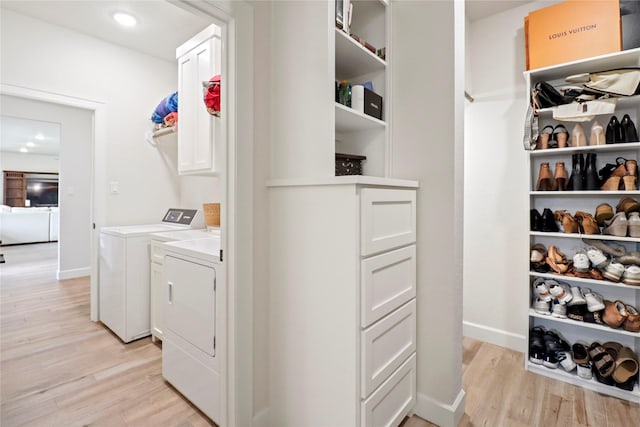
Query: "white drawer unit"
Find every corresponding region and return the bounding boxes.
[268,179,418,426]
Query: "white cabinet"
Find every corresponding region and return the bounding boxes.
[176,24,222,176]
[150,241,164,342]
[268,179,418,426]
[525,48,640,403]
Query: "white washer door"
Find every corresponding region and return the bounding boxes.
[164,255,216,356]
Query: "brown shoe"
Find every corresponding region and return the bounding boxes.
[574,211,601,234]
[623,175,637,191]
[603,300,628,329]
[536,162,553,191]
[554,162,568,191]
[616,197,640,214]
[594,203,614,226]
[623,305,640,332]
[626,159,638,178]
[554,210,579,233]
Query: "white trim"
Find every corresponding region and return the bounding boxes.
[463,320,527,353]
[0,83,107,323]
[414,389,466,427]
[57,267,91,280]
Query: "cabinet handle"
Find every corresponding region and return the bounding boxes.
[168,281,173,303]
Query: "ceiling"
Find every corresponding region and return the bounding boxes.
[466,0,535,22]
[0,116,61,156]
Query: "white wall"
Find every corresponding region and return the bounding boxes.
[1,9,181,226]
[463,1,562,351]
[2,95,92,278]
[0,152,59,203]
[391,1,464,426]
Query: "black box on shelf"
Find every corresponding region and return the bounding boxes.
[364,88,383,120]
[335,152,366,176]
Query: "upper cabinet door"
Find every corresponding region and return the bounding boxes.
[177,24,222,176]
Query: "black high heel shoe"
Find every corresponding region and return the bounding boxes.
[621,114,639,143]
[606,116,624,144]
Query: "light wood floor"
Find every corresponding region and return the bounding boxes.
[1,243,639,427]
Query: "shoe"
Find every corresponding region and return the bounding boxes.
[537,125,554,150]
[602,261,625,282]
[586,247,609,269]
[573,249,590,273]
[621,114,639,142]
[546,246,569,274]
[584,153,600,190]
[603,212,628,237]
[577,363,593,379]
[553,162,568,191]
[541,208,559,232]
[574,211,600,234]
[626,159,639,179]
[594,203,614,226]
[568,286,587,306]
[623,304,640,332]
[567,304,588,321]
[572,342,590,364]
[588,342,616,378]
[554,210,579,233]
[572,123,587,147]
[623,175,638,191]
[533,298,551,315]
[567,154,585,191]
[629,212,640,237]
[530,208,542,231]
[612,346,639,384]
[549,281,572,304]
[530,244,546,263]
[532,278,553,302]
[616,197,640,214]
[558,351,576,372]
[536,163,553,191]
[590,120,605,145]
[584,290,605,312]
[603,300,628,328]
[553,124,569,148]
[551,299,567,318]
[606,116,624,144]
[622,265,640,286]
[529,326,546,364]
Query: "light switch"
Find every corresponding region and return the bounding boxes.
[110,181,120,194]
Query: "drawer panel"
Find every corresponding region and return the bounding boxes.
[361,353,416,427]
[360,188,416,257]
[150,241,164,264]
[361,300,416,398]
[361,245,416,327]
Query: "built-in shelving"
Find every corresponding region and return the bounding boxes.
[529,309,640,338]
[529,271,638,290]
[529,142,640,157]
[530,231,640,243]
[335,29,385,79]
[145,126,176,146]
[335,102,386,132]
[530,191,640,196]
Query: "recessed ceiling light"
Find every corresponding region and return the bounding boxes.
[26,141,35,147]
[113,12,137,27]
[34,133,44,140]
[19,148,28,153]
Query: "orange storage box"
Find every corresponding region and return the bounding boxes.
[526,0,622,70]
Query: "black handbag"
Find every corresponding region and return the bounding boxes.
[531,81,575,109]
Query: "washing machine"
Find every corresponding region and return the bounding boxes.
[161,237,224,424]
[98,208,205,343]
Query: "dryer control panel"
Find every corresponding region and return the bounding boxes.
[162,209,204,228]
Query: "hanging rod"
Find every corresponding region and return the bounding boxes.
[464,91,474,102]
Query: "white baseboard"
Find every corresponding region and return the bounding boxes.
[57,267,90,280]
[252,407,269,427]
[463,320,526,353]
[414,389,466,427]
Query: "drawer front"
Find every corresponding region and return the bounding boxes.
[361,245,416,327]
[361,353,416,427]
[361,300,416,398]
[150,241,164,264]
[360,188,416,257]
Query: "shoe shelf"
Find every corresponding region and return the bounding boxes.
[530,190,640,196]
[526,362,640,403]
[535,95,640,116]
[335,102,386,132]
[529,231,640,243]
[528,142,640,157]
[529,271,640,290]
[529,309,640,338]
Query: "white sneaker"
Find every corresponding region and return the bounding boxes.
[584,290,605,312]
[551,300,567,318]
[577,363,592,379]
[573,249,590,273]
[533,278,553,302]
[549,282,573,304]
[567,286,587,306]
[534,298,551,315]
[587,247,608,269]
[622,265,640,286]
[558,351,576,372]
[603,261,625,282]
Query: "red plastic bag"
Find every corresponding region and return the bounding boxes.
[203,75,221,116]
